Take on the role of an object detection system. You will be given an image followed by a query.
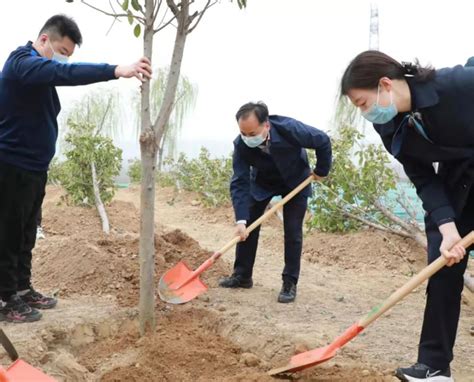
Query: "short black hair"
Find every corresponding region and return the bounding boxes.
[39,14,83,46]
[235,101,269,123]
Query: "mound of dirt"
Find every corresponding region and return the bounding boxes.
[302,230,425,273]
[34,195,230,307]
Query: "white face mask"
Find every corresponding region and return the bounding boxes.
[47,39,69,64]
[241,133,265,148]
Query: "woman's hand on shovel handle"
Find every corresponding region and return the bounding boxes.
[235,223,248,241]
[439,222,466,266]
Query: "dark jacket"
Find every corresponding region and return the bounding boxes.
[0,41,117,172]
[230,115,332,221]
[373,65,474,225]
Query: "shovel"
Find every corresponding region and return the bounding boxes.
[158,174,315,304]
[268,231,474,376]
[0,329,56,382]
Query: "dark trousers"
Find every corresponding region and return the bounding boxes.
[233,191,308,283]
[0,161,46,300]
[36,207,42,227]
[418,190,474,370]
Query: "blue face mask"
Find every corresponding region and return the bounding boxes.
[362,86,398,124]
[48,39,69,64]
[52,52,69,64]
[241,134,265,148]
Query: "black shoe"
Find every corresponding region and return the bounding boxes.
[0,294,42,323]
[219,275,253,288]
[395,363,453,381]
[20,288,57,309]
[278,280,297,303]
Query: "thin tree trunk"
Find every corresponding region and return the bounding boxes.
[91,162,110,235]
[153,1,189,145]
[139,0,157,335]
[139,0,190,335]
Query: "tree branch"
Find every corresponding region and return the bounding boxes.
[105,16,119,36]
[96,96,113,136]
[166,0,180,17]
[154,15,177,33]
[340,209,414,239]
[395,195,419,225]
[152,0,164,24]
[373,200,422,234]
[187,0,218,34]
[80,0,146,23]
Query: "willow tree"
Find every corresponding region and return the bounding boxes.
[68,0,247,334]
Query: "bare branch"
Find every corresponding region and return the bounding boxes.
[110,0,118,13]
[373,200,422,234]
[339,208,412,238]
[96,97,113,135]
[187,0,218,34]
[153,0,164,23]
[80,0,146,23]
[166,0,180,17]
[154,15,177,33]
[395,195,419,225]
[105,16,119,35]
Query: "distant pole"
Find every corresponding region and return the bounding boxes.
[362,3,380,136]
[369,3,379,51]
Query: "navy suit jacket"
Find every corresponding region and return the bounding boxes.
[230,115,332,221]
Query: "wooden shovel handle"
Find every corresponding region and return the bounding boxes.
[359,231,474,328]
[216,175,315,255]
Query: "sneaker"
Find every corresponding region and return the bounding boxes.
[277,279,297,303]
[0,294,42,323]
[20,288,57,309]
[395,363,453,381]
[218,275,253,289]
[36,226,45,240]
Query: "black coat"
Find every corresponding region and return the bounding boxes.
[373,64,474,225]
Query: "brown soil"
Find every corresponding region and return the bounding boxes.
[2,185,469,382]
[34,195,227,308]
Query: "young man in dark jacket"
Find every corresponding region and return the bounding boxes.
[219,102,332,303]
[0,14,152,323]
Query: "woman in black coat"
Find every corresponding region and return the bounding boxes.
[340,50,474,382]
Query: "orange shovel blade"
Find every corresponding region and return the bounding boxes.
[7,359,56,381]
[0,367,11,382]
[268,323,364,376]
[158,261,208,304]
[268,345,337,375]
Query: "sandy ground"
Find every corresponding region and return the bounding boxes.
[0,185,472,381]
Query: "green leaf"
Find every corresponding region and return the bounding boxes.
[127,11,134,25]
[131,0,141,11]
[133,24,141,38]
[122,0,129,11]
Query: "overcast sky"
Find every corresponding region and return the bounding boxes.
[1,0,474,159]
